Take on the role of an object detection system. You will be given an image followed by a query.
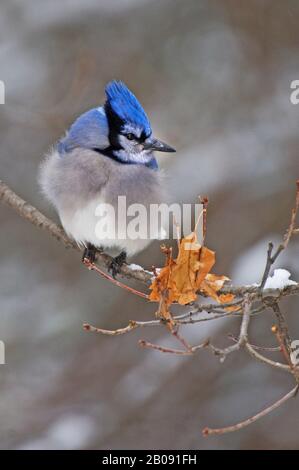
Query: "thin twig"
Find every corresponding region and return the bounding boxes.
[272,324,299,382]
[199,196,209,244]
[138,339,209,355]
[260,180,299,289]
[139,340,193,355]
[245,342,291,372]
[219,284,299,298]
[209,294,252,360]
[176,304,266,325]
[83,259,149,299]
[203,385,299,436]
[271,303,292,357]
[260,242,275,290]
[228,334,280,352]
[83,321,138,336]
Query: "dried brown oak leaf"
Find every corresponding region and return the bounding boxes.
[149,232,234,308]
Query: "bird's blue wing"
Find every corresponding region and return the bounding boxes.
[58,106,109,154]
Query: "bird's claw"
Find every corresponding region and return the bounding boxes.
[82,244,97,264]
[108,251,127,279]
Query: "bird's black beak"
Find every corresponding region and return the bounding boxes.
[143,137,176,153]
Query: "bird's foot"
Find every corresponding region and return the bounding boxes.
[82,243,97,265]
[108,251,127,279]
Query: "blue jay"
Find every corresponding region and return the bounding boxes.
[39,81,175,274]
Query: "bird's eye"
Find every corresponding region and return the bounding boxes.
[126,133,134,141]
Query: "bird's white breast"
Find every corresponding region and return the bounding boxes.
[60,196,152,256]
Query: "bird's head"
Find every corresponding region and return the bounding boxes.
[58,81,175,169]
[104,81,175,166]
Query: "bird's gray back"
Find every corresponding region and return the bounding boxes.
[40,147,165,209]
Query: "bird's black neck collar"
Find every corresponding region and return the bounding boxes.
[93,147,158,171]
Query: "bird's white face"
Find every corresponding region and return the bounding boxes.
[115,126,154,164]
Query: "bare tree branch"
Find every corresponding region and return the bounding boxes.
[1,178,297,297]
[0,179,152,285]
[203,384,299,436]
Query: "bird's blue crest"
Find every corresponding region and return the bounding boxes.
[105,81,152,137]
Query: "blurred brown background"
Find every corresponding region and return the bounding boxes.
[0,0,298,450]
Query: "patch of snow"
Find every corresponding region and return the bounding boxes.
[129,263,143,271]
[264,269,297,289]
